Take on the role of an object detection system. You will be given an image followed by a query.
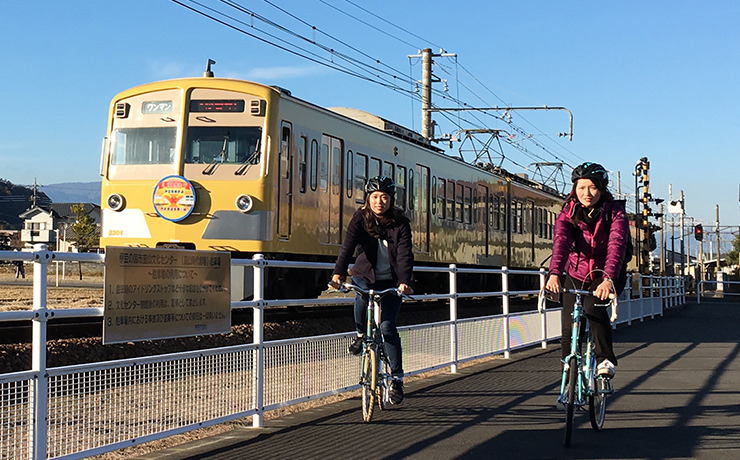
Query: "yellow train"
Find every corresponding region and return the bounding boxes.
[100,73,563,298]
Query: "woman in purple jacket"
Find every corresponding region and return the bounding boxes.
[330,176,414,404]
[545,162,629,378]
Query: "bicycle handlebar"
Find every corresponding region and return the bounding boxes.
[538,288,618,322]
[330,283,413,300]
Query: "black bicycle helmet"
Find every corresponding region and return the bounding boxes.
[571,162,609,184]
[365,175,396,195]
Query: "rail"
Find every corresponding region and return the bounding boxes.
[0,245,685,460]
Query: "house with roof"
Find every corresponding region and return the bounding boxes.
[19,203,101,252]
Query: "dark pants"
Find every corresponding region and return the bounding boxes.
[560,274,618,365]
[352,277,403,378]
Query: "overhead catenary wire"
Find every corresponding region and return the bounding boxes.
[170,0,587,188]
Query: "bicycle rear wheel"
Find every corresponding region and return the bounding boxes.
[563,356,578,447]
[589,386,607,430]
[361,348,377,422]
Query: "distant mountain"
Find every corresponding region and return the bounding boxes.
[42,182,101,206]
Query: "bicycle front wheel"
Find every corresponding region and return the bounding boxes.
[589,388,607,430]
[563,356,578,447]
[361,348,378,422]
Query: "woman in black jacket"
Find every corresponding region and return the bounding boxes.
[330,176,413,404]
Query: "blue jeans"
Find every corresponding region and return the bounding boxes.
[352,277,403,378]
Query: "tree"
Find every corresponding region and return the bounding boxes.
[70,204,99,252]
[70,204,100,280]
[726,232,740,267]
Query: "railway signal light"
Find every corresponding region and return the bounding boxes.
[694,224,703,241]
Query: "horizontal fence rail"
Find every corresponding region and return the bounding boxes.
[697,279,740,304]
[0,246,686,460]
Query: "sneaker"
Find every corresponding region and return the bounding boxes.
[596,359,616,378]
[347,335,364,356]
[389,379,404,405]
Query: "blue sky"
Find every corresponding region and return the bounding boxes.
[1,1,738,242]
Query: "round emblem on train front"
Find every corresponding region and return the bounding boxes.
[152,175,196,222]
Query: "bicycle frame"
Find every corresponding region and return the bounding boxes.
[540,287,615,446]
[340,283,401,421]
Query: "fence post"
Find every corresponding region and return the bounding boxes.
[697,280,702,304]
[501,266,510,359]
[252,254,266,428]
[449,264,458,374]
[31,244,52,460]
[539,268,547,349]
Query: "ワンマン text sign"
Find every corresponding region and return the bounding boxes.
[103,247,231,344]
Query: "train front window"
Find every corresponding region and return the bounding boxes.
[111,127,176,165]
[185,127,262,165]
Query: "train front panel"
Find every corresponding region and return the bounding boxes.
[100,79,282,254]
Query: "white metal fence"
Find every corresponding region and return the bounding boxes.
[696,279,740,303]
[0,245,685,460]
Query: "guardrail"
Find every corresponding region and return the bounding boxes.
[696,279,740,304]
[0,245,685,460]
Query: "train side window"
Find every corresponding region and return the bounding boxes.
[510,200,518,233]
[431,177,437,215]
[549,211,555,240]
[446,180,455,220]
[369,157,381,178]
[319,141,329,191]
[298,136,307,193]
[346,150,353,199]
[354,152,367,203]
[438,178,446,220]
[491,195,499,230]
[310,139,319,191]
[456,183,464,223]
[408,168,414,211]
[464,186,472,224]
[396,165,406,210]
[383,161,394,181]
[332,144,341,196]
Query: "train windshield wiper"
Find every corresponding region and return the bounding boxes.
[235,138,261,175]
[202,136,229,175]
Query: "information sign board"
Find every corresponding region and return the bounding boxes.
[103,247,231,344]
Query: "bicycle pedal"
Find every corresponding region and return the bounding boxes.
[597,378,613,394]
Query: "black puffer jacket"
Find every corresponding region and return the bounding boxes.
[333,209,414,286]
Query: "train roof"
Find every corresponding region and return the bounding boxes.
[327,107,442,152]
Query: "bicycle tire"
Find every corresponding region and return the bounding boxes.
[589,387,607,430]
[361,348,377,422]
[563,356,578,447]
[377,353,389,411]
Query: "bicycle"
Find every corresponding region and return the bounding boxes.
[336,283,407,422]
[539,287,618,447]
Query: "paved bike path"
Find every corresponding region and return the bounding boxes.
[137,299,740,460]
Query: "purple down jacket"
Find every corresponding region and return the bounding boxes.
[548,197,629,283]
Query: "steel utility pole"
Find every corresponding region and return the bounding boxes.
[716,205,721,271]
[680,190,685,276]
[408,48,457,140]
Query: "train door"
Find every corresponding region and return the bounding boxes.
[413,164,430,253]
[277,122,293,240]
[477,184,489,257]
[319,134,343,245]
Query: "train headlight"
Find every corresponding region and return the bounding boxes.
[235,194,254,213]
[107,193,125,211]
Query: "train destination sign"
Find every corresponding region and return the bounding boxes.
[103,247,231,344]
